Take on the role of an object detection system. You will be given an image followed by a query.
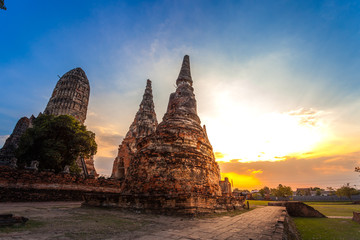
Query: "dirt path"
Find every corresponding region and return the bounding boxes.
[0,202,286,240]
[327,216,353,219]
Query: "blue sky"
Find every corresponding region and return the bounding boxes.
[1,1,360,189]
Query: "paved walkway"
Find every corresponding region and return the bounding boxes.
[136,206,287,240]
[0,202,287,240]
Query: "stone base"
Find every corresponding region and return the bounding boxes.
[82,193,244,216]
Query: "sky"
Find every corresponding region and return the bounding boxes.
[1,0,360,190]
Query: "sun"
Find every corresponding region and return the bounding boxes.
[203,94,329,163]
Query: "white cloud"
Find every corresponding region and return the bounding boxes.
[0,135,9,148]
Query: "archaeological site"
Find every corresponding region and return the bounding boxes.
[0,55,244,215]
[0,67,96,177]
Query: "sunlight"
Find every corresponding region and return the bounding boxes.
[221,172,262,190]
[205,93,330,163]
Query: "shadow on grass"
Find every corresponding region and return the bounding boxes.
[0,220,45,233]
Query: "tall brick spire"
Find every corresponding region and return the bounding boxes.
[176,55,192,86]
[164,55,199,123]
[122,55,221,206]
[111,79,158,179]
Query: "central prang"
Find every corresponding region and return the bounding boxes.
[85,55,243,215]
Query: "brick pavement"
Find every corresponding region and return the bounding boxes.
[136,206,287,240]
[0,202,287,240]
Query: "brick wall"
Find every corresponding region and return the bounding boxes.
[0,166,121,202]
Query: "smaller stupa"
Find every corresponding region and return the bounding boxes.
[111,79,158,179]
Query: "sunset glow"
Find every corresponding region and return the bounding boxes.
[208,99,329,163]
[2,1,360,190]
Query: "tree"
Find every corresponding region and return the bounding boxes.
[336,184,359,200]
[326,187,336,196]
[270,184,293,198]
[259,186,270,198]
[316,189,322,196]
[0,0,6,10]
[16,114,97,173]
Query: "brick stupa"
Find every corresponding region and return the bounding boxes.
[1,68,96,176]
[44,68,96,176]
[0,117,33,166]
[122,55,222,197]
[111,80,158,180]
[83,55,243,215]
[44,68,90,124]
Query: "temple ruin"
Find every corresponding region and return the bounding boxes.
[0,68,97,176]
[44,67,89,124]
[0,117,34,166]
[111,79,158,179]
[84,55,243,215]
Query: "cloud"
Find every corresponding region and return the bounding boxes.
[215,152,225,159]
[287,107,328,127]
[86,125,124,176]
[0,135,9,148]
[250,169,263,174]
[218,152,360,190]
[94,156,115,177]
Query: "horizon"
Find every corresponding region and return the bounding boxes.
[1,1,360,190]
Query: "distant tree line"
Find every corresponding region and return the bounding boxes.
[238,183,360,201]
[234,184,294,199]
[336,183,359,200]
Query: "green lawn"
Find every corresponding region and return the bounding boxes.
[247,200,360,238]
[247,200,360,216]
[294,218,360,240]
[304,202,353,205]
[308,204,360,216]
[246,200,270,206]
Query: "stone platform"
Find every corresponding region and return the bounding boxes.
[82,193,244,216]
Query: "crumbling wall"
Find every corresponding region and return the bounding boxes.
[0,166,120,202]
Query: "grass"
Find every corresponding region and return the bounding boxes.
[304,201,353,205]
[308,204,360,216]
[294,218,360,240]
[0,220,45,233]
[247,200,360,216]
[246,200,270,206]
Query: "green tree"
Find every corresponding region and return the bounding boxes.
[336,184,359,200]
[0,0,6,10]
[259,186,270,198]
[316,189,322,196]
[270,184,293,198]
[17,114,97,173]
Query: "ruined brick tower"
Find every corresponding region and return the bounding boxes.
[119,55,222,214]
[111,79,158,179]
[44,67,89,124]
[83,56,243,214]
[0,117,33,166]
[44,67,96,176]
